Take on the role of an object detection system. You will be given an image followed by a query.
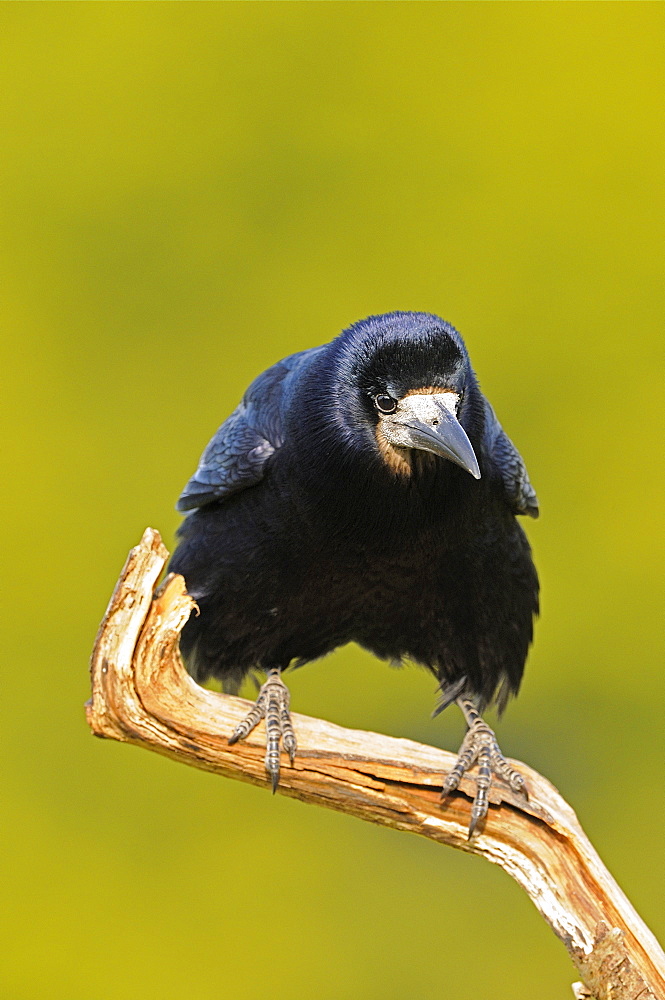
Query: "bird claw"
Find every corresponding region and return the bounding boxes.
[228,668,297,790]
[441,704,526,838]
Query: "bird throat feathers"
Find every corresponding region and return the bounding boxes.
[375,424,413,476]
[375,424,444,478]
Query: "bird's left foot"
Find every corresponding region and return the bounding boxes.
[441,697,527,838]
[228,668,297,792]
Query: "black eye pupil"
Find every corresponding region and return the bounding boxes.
[375,394,397,414]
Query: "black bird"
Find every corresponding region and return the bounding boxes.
[170,312,539,834]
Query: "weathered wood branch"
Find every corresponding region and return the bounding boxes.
[87,528,665,1000]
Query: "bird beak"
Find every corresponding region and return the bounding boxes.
[381,393,481,479]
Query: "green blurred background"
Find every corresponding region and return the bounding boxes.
[2,4,663,997]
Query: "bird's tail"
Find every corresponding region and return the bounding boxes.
[432,675,467,717]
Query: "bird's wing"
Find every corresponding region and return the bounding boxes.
[483,399,539,518]
[176,348,319,512]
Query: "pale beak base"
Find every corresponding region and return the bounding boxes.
[381,392,481,480]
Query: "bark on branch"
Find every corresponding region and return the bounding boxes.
[87,528,665,1000]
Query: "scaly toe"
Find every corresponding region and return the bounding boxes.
[226,669,297,792]
[283,731,297,766]
[441,705,527,837]
[228,694,267,745]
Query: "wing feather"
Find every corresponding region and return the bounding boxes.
[176,348,319,513]
[483,400,539,518]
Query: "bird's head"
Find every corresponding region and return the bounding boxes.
[327,312,482,481]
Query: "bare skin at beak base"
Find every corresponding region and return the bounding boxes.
[381,392,481,479]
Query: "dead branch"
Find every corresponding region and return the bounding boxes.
[87,528,665,1000]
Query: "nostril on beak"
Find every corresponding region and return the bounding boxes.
[432,418,440,426]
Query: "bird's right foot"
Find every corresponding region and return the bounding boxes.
[228,668,297,792]
[441,697,527,838]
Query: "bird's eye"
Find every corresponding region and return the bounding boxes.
[374,393,397,414]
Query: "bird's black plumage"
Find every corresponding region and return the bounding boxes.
[170,312,539,828]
